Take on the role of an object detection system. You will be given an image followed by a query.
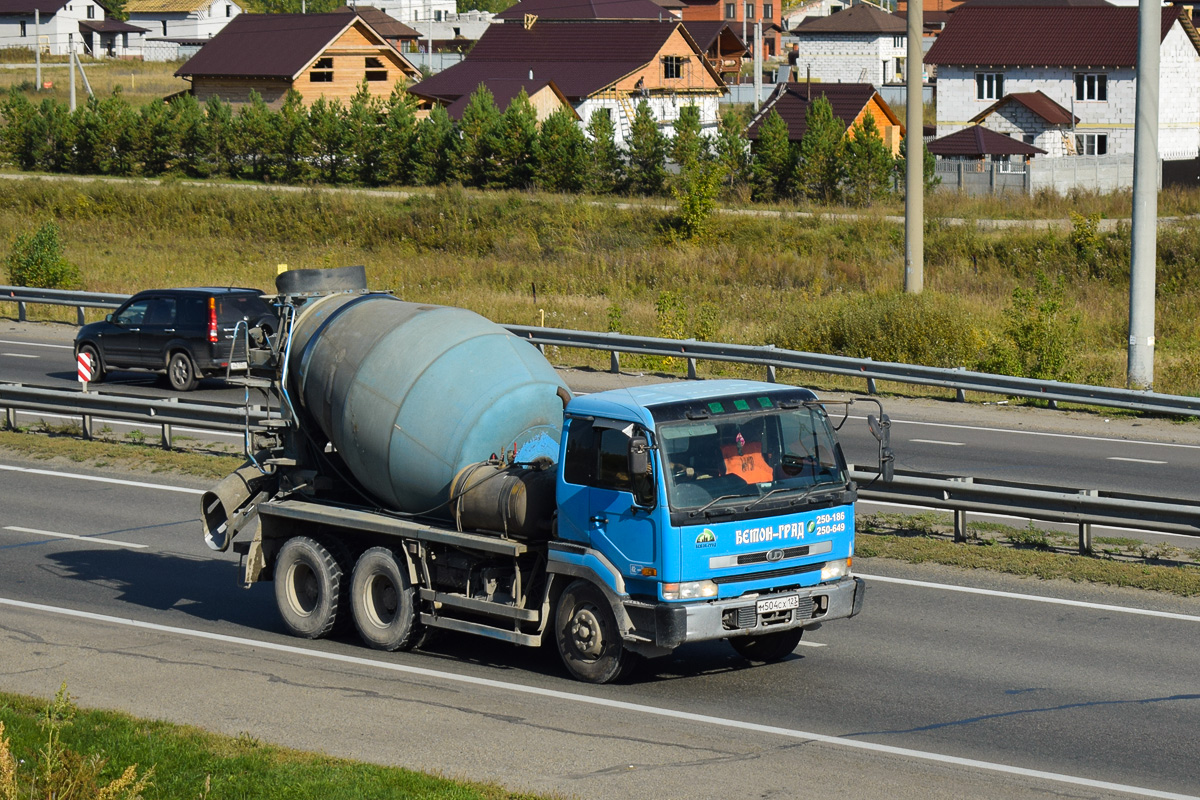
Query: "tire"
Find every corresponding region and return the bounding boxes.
[729,628,804,663]
[555,580,632,684]
[274,536,345,639]
[78,344,105,383]
[167,351,199,392]
[350,546,422,651]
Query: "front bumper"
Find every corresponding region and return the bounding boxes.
[625,576,865,651]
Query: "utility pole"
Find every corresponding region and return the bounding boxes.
[753,20,762,111]
[34,9,41,90]
[904,0,923,293]
[1127,0,1160,389]
[69,37,76,111]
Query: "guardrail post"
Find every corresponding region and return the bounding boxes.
[610,351,620,374]
[867,378,877,395]
[1048,400,1059,410]
[81,413,92,440]
[687,358,698,380]
[1078,489,1096,554]
[75,306,85,326]
[956,388,966,402]
[161,397,178,450]
[18,301,26,322]
[4,405,14,431]
[949,477,971,542]
[767,365,776,383]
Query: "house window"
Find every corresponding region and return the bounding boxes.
[310,56,334,83]
[86,5,94,18]
[725,2,735,19]
[365,56,387,81]
[226,4,232,15]
[1074,133,1108,156]
[663,55,686,80]
[892,35,904,48]
[1023,134,1035,145]
[745,2,754,20]
[763,3,772,19]
[975,72,1004,100]
[1075,73,1107,102]
[434,9,442,20]
[161,20,168,36]
[19,21,26,36]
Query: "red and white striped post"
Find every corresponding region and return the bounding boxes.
[77,351,93,392]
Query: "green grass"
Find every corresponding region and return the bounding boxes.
[0,428,243,479]
[0,686,557,800]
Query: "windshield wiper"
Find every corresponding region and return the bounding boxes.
[745,479,846,511]
[690,494,748,517]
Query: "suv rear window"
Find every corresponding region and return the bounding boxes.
[217,294,272,323]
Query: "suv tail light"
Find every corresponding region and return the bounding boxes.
[207,297,218,343]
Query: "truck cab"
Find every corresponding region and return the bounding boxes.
[550,380,864,681]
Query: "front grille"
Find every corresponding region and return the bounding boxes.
[737,544,811,565]
[712,561,824,585]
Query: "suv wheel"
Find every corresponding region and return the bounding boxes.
[78,344,105,383]
[167,351,199,391]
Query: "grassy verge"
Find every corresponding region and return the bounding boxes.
[859,512,1200,597]
[0,685,554,800]
[0,428,242,480]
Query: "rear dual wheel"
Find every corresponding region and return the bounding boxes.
[350,547,423,651]
[274,536,346,639]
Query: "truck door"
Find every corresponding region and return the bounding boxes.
[560,417,657,569]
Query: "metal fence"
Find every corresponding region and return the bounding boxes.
[5,285,1200,418]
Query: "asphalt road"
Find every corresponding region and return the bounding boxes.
[1,459,1199,799]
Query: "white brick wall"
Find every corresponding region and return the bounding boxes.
[934,21,1200,160]
[793,33,908,86]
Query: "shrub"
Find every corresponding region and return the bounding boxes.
[982,270,1081,381]
[4,221,81,289]
[671,160,725,240]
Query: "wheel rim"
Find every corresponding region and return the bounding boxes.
[363,572,398,629]
[567,603,605,660]
[285,562,319,617]
[171,356,191,387]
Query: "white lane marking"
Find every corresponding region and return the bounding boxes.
[796,639,825,648]
[846,414,1200,451]
[1108,457,1168,465]
[0,597,1193,800]
[857,573,1200,623]
[0,464,203,494]
[858,499,1200,541]
[908,439,964,446]
[5,411,242,439]
[1,353,38,358]
[3,526,147,549]
[0,340,72,349]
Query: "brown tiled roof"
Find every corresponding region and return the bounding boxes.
[745,82,895,142]
[335,5,420,39]
[80,18,149,32]
[926,124,1045,156]
[496,0,669,21]
[410,20,714,100]
[442,78,578,119]
[795,3,906,34]
[926,6,1185,67]
[970,90,1076,126]
[955,0,1110,7]
[0,0,68,13]
[682,20,744,51]
[176,12,410,79]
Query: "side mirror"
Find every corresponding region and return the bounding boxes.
[105,313,113,323]
[628,435,656,507]
[868,414,895,482]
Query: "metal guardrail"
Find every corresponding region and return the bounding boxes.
[6,285,1200,417]
[0,382,277,449]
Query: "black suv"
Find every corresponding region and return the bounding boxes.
[74,287,277,391]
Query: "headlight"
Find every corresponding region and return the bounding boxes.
[662,580,718,600]
[821,558,851,582]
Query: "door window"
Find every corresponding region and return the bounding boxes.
[115,300,151,326]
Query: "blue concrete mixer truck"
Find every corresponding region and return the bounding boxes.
[202,266,894,683]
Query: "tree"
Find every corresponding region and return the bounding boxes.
[796,96,845,203]
[535,107,588,192]
[34,97,75,173]
[626,99,668,196]
[347,82,385,185]
[309,97,351,184]
[379,83,418,185]
[584,108,623,194]
[274,89,312,183]
[451,84,501,187]
[0,88,40,170]
[490,89,538,189]
[750,109,792,202]
[173,94,210,178]
[842,113,894,206]
[410,104,454,186]
[670,104,707,172]
[71,90,138,176]
[714,108,751,192]
[204,96,236,177]
[231,90,279,181]
[672,160,726,240]
[138,98,178,176]
[4,221,80,289]
[895,135,940,196]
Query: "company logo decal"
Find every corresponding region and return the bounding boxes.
[766,549,784,562]
[695,529,717,548]
[807,520,816,533]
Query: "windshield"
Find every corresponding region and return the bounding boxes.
[656,405,846,512]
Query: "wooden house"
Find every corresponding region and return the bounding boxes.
[174,11,419,108]
[746,82,904,153]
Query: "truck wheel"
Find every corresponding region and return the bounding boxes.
[555,580,631,684]
[274,536,344,639]
[350,547,421,651]
[729,629,804,663]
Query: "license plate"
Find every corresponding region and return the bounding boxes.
[229,361,248,370]
[756,595,800,614]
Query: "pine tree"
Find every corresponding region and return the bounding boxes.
[204,95,235,177]
[714,108,751,192]
[379,82,418,185]
[173,94,210,178]
[232,90,279,181]
[535,107,588,192]
[274,89,311,183]
[138,97,178,176]
[585,108,623,194]
[72,90,137,176]
[0,88,40,170]
[627,99,668,196]
[670,104,707,172]
[842,113,894,206]
[451,84,501,187]
[750,109,792,202]
[410,104,453,186]
[347,82,385,185]
[490,89,538,189]
[796,96,845,204]
[35,97,75,173]
[309,97,351,184]
[895,135,940,196]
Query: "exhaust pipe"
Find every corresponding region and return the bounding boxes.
[202,462,274,552]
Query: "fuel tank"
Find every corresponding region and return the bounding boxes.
[287,291,569,516]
